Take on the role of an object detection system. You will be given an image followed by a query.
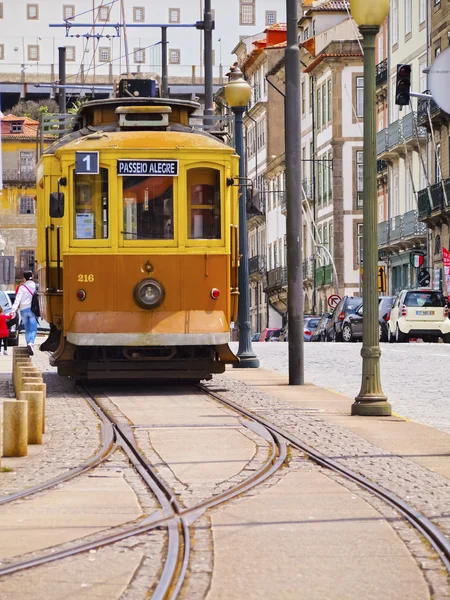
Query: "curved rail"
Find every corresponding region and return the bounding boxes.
[200,384,450,574]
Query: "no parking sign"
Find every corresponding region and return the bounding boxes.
[327,294,341,309]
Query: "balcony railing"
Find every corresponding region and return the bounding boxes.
[378,210,427,246]
[266,266,288,290]
[302,179,313,199]
[315,264,332,286]
[3,169,36,184]
[303,258,314,280]
[248,255,265,276]
[376,58,388,87]
[417,91,448,126]
[417,179,450,219]
[377,112,426,157]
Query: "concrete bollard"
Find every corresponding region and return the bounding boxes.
[13,357,32,393]
[12,347,30,359]
[23,382,46,433]
[3,400,28,457]
[17,369,41,396]
[19,391,43,445]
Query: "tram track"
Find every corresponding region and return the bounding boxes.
[1,381,449,597]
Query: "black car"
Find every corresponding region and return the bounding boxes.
[310,313,332,342]
[0,290,19,346]
[325,296,362,342]
[341,296,396,342]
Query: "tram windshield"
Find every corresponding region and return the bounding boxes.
[187,168,221,239]
[73,168,109,240]
[122,175,174,240]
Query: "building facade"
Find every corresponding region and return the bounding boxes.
[0,0,286,109]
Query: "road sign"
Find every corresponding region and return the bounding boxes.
[327,294,341,309]
[418,269,431,287]
[429,47,450,114]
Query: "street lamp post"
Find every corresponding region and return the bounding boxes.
[225,65,260,368]
[350,0,392,416]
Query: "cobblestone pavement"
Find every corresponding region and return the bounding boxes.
[209,375,450,598]
[230,342,450,434]
[0,351,101,495]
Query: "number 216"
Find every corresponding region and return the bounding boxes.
[78,274,94,282]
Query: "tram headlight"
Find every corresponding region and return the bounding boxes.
[133,279,165,309]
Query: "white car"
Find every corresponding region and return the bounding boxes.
[388,289,450,343]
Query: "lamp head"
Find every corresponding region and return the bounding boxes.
[224,62,252,108]
[350,0,390,26]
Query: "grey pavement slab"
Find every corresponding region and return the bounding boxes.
[0,468,143,559]
[208,469,430,600]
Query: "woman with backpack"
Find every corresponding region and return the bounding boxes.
[11,270,38,356]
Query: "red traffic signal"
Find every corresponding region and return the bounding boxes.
[395,64,411,106]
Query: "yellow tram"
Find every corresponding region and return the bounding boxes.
[36,93,240,380]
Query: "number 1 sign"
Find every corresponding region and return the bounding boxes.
[75,152,99,175]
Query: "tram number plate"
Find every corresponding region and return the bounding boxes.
[75,152,99,174]
[117,160,179,176]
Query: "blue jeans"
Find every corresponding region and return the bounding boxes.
[21,308,38,345]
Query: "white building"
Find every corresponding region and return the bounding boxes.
[0,0,286,107]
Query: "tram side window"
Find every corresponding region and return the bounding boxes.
[188,168,221,239]
[122,176,174,240]
[74,168,109,239]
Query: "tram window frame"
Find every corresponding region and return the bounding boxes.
[120,172,178,248]
[185,164,225,247]
[70,166,111,247]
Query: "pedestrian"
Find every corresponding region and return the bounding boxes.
[0,306,13,355]
[11,270,38,356]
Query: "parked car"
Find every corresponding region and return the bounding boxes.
[388,289,450,343]
[304,317,320,342]
[341,296,396,342]
[251,332,260,342]
[325,296,362,342]
[0,291,19,346]
[310,313,332,342]
[267,328,282,342]
[259,328,281,342]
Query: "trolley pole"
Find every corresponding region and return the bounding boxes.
[285,0,304,385]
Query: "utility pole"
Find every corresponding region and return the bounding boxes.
[285,0,304,385]
[203,0,214,126]
[58,47,66,113]
[120,0,130,76]
[161,27,168,97]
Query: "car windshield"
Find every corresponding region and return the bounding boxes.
[405,292,444,308]
[344,298,361,314]
[306,318,320,329]
[0,291,11,311]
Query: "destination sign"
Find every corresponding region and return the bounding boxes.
[117,159,179,176]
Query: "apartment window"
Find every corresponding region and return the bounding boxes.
[11,121,23,133]
[419,56,427,93]
[327,79,332,122]
[356,77,364,117]
[391,0,398,45]
[323,225,328,262]
[378,30,384,63]
[304,26,309,40]
[329,223,333,258]
[393,166,399,215]
[405,0,412,36]
[435,144,441,183]
[66,46,76,61]
[419,0,426,24]
[99,47,110,62]
[321,83,326,125]
[301,82,305,115]
[134,48,145,63]
[0,45,3,60]
[356,150,364,208]
[265,10,276,26]
[312,20,316,35]
[328,152,332,203]
[27,3,38,19]
[169,8,180,23]
[273,241,278,268]
[133,7,145,22]
[169,49,180,64]
[268,244,273,270]
[357,224,363,267]
[19,196,35,215]
[19,250,35,271]
[318,162,323,205]
[405,166,413,211]
[98,6,110,21]
[27,45,39,61]
[63,5,75,20]
[240,0,255,25]
[20,151,34,172]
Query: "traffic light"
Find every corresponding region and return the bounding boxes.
[395,64,411,106]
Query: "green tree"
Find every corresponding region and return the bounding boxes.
[9,99,59,121]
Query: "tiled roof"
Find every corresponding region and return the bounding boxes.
[306,0,349,13]
[1,114,40,139]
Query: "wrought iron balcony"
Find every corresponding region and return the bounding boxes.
[248,255,265,277]
[417,179,450,221]
[378,210,427,248]
[377,112,426,159]
[417,91,449,128]
[303,258,314,280]
[315,264,332,286]
[3,169,36,184]
[265,266,288,291]
[375,58,388,87]
[417,187,431,219]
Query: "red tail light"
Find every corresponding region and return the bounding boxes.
[445,306,449,318]
[338,311,345,322]
[210,288,220,299]
[384,313,390,322]
[304,329,312,336]
[401,305,407,317]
